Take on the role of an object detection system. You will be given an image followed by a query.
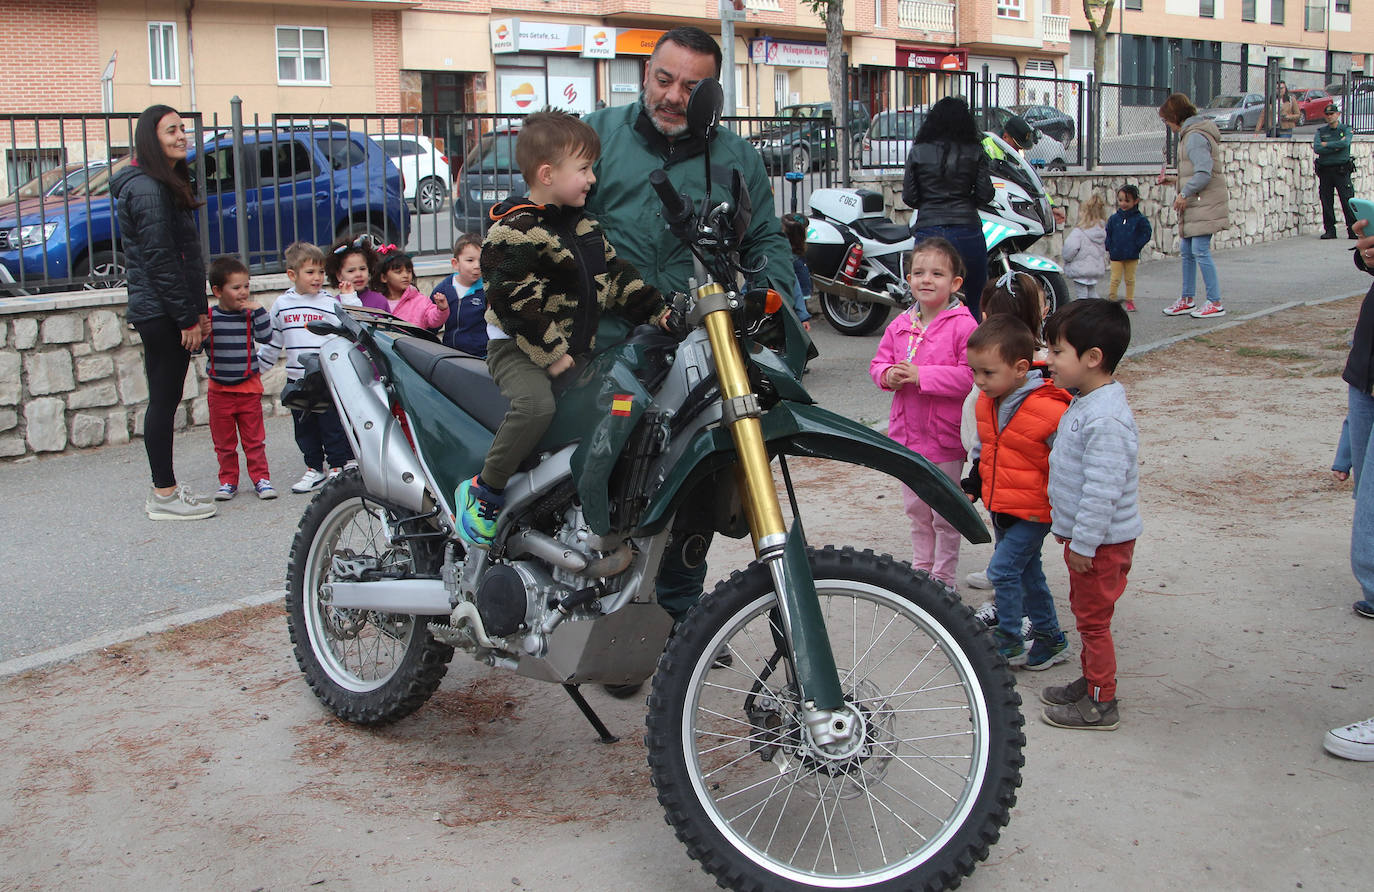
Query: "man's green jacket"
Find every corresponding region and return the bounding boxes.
[1314,121,1354,168]
[583,100,797,303]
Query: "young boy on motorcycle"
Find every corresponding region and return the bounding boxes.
[457,110,674,547]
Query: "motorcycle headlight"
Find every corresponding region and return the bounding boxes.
[5,221,59,247]
[1009,198,1039,223]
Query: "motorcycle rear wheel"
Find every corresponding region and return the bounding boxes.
[646,547,1024,891]
[818,291,891,336]
[286,471,454,725]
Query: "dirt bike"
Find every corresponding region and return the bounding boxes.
[284,78,1023,891]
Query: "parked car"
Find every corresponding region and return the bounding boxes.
[376,132,450,215]
[858,108,926,169]
[750,101,871,172]
[1009,103,1076,144]
[451,126,522,236]
[9,160,117,201]
[0,127,409,292]
[1326,80,1374,98]
[975,107,1071,170]
[1198,92,1266,131]
[1292,88,1339,122]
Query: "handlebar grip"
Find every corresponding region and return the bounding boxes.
[649,169,691,226]
[306,321,345,337]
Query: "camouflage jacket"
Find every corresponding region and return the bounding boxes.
[481,197,668,368]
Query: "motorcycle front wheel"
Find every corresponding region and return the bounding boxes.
[646,547,1024,892]
[286,471,454,726]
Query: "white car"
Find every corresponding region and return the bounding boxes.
[376,133,451,215]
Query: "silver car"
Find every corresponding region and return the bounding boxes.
[1198,93,1266,132]
[861,106,1069,171]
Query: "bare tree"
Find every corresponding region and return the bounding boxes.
[1083,0,1116,85]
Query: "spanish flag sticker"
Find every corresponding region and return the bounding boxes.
[611,394,634,417]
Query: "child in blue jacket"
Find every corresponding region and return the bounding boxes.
[1105,184,1152,312]
[432,234,488,357]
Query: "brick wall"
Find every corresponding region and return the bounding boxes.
[0,0,100,112]
[373,11,402,113]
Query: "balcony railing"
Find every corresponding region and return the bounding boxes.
[745,0,783,11]
[898,0,956,33]
[1042,13,1070,44]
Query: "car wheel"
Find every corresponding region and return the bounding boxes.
[415,177,446,215]
[77,248,127,290]
[1046,159,1067,172]
[788,145,811,173]
[339,221,388,248]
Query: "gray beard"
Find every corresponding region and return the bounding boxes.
[641,89,687,139]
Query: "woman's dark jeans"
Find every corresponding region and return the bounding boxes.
[133,317,191,489]
[911,223,988,319]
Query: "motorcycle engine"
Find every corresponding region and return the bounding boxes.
[475,563,551,638]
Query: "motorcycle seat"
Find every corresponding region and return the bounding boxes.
[849,218,911,244]
[393,337,509,432]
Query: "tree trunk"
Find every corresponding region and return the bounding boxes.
[825,1,846,172]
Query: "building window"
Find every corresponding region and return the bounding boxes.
[1306,0,1328,30]
[1242,0,1256,21]
[1336,0,1350,12]
[1124,0,1142,9]
[1200,0,1215,16]
[277,26,329,86]
[1272,0,1285,25]
[148,22,179,85]
[996,0,1023,19]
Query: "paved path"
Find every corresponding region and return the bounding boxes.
[0,232,1367,668]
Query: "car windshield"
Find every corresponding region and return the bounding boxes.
[1208,94,1244,109]
[870,112,923,139]
[782,106,822,119]
[465,131,519,174]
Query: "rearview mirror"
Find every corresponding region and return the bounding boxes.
[686,78,724,141]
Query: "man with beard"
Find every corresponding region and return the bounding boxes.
[583,27,800,633]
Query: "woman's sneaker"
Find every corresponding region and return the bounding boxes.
[291,468,327,493]
[1190,301,1226,318]
[1162,297,1195,316]
[1323,716,1374,761]
[1023,630,1071,671]
[146,485,217,521]
[214,483,237,501]
[255,479,278,500]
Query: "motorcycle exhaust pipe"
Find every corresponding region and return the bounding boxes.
[506,529,635,578]
[322,579,450,615]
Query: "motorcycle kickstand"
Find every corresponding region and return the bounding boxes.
[562,684,619,744]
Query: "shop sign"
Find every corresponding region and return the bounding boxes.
[748,37,827,69]
[490,19,585,54]
[896,46,968,71]
[582,28,616,59]
[499,74,546,113]
[549,76,594,114]
[615,28,663,56]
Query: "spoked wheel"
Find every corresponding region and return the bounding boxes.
[818,291,891,336]
[286,471,453,725]
[647,547,1024,891]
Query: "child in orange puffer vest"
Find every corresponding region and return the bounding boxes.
[962,315,1072,670]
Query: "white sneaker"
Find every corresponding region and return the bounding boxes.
[965,569,993,590]
[146,485,217,521]
[1324,716,1374,761]
[973,600,1033,637]
[291,468,327,493]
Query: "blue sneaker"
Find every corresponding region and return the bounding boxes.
[456,475,503,547]
[1354,600,1374,620]
[991,628,1026,667]
[1023,630,1071,671]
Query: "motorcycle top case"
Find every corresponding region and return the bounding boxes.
[807,188,885,225]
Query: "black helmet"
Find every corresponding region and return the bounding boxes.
[1003,115,1037,150]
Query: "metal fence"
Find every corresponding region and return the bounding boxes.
[1,105,842,294]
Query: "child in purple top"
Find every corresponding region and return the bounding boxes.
[325,235,388,311]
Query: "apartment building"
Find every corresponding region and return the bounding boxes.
[1068,0,1373,98]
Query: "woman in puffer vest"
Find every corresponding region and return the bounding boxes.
[1158,93,1230,320]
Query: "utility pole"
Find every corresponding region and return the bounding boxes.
[721,0,747,112]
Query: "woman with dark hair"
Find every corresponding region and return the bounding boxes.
[902,96,995,317]
[111,104,214,520]
[1157,92,1229,319]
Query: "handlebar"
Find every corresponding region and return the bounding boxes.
[649,169,693,234]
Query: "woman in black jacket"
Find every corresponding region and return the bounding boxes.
[110,104,213,520]
[902,97,994,317]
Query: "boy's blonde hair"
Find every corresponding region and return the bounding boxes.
[284,241,326,272]
[515,109,600,185]
[1077,193,1108,228]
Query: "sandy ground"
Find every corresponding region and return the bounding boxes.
[1,298,1370,891]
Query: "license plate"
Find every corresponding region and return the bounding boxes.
[480,189,508,201]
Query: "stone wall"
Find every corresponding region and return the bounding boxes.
[0,267,449,461]
[856,134,1374,262]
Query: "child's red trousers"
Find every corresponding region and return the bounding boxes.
[208,385,269,486]
[1064,540,1136,703]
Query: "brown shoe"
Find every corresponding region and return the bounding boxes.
[1043,694,1120,731]
[1040,675,1088,706]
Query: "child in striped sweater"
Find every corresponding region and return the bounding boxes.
[205,256,276,500]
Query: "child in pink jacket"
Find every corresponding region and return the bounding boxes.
[372,249,447,329]
[870,237,978,587]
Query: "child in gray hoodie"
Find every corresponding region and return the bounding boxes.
[1042,299,1142,731]
[1062,193,1109,301]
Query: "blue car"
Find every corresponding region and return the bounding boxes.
[0,127,409,292]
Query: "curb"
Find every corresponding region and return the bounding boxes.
[0,589,284,679]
